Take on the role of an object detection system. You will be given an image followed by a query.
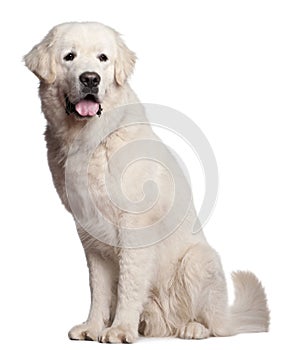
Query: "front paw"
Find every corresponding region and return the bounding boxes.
[68,322,102,341]
[98,325,138,343]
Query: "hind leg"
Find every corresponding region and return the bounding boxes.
[171,243,232,338]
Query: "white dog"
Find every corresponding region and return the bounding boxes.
[24,22,269,343]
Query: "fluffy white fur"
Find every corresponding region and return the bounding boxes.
[24,22,269,343]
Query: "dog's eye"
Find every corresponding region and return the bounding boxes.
[64,52,76,61]
[98,53,108,62]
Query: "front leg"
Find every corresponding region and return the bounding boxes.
[98,248,154,343]
[68,251,117,341]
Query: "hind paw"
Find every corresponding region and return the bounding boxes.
[177,322,210,339]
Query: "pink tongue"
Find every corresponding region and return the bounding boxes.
[75,100,99,117]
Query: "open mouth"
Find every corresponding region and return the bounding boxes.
[65,94,102,119]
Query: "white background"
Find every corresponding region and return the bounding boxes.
[1,0,285,349]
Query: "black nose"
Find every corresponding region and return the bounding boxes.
[79,72,101,88]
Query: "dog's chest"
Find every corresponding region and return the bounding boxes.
[47,127,123,244]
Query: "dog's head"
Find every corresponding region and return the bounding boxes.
[24,22,136,119]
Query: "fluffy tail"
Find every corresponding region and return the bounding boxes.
[230,271,270,334]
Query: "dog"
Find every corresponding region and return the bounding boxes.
[24,22,269,343]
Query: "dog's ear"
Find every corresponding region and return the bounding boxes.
[114,35,136,86]
[24,29,57,84]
